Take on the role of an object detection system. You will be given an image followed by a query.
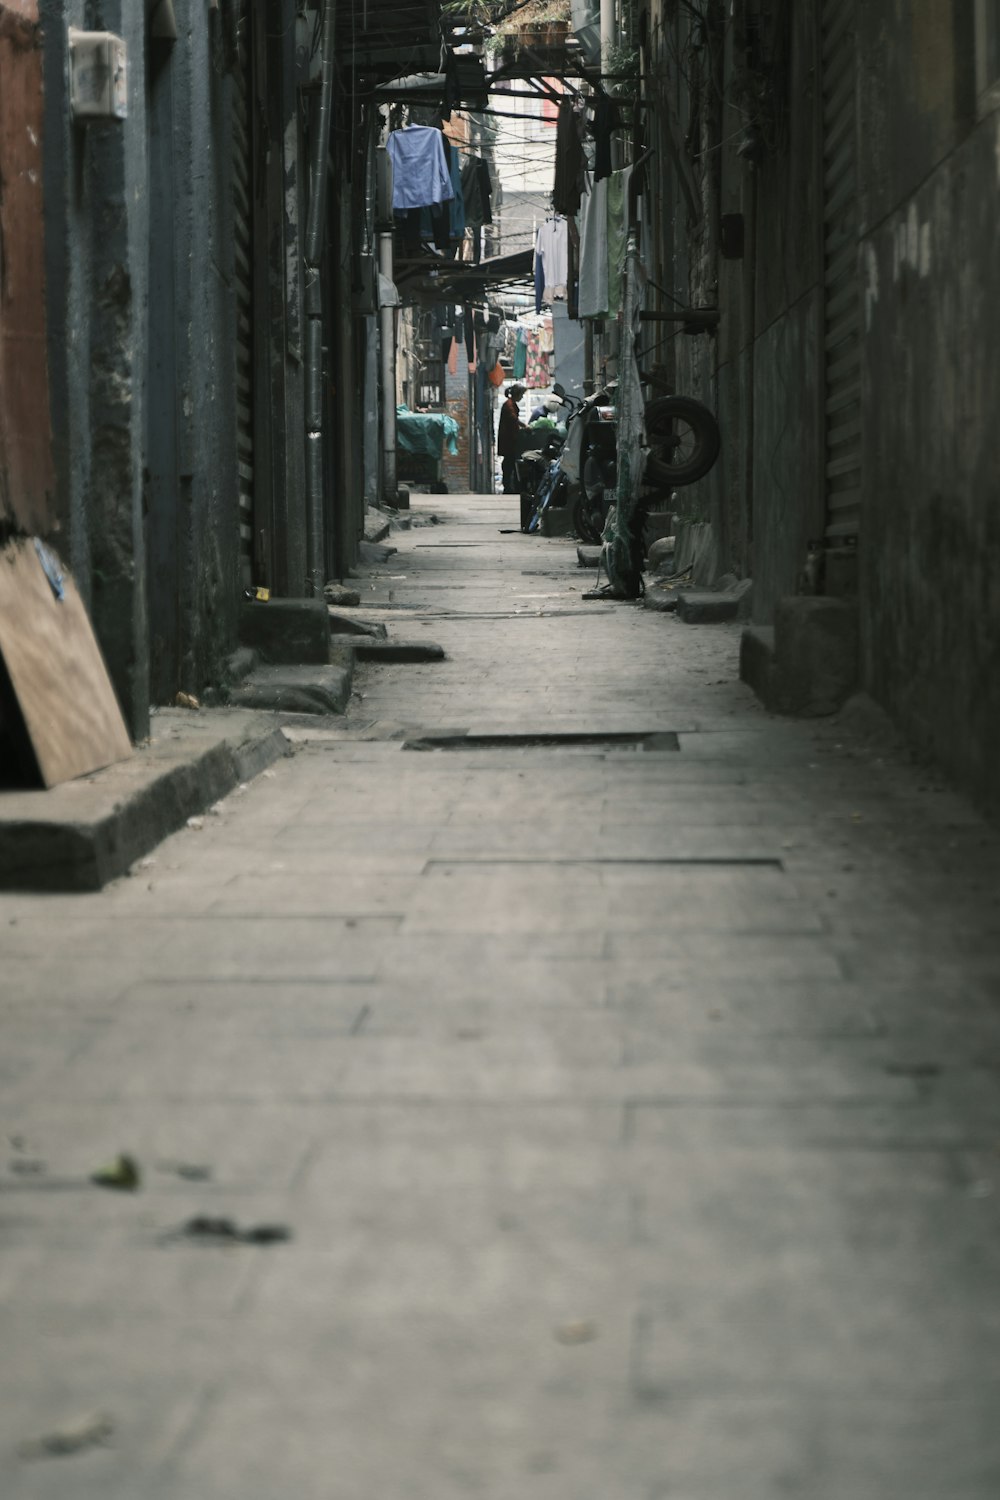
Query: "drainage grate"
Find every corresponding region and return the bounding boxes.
[424,857,784,869]
[403,731,680,753]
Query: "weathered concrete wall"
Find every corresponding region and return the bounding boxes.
[159,11,240,700]
[742,1,821,616]
[857,1,976,234]
[665,2,820,602]
[0,3,54,535]
[751,292,822,621]
[43,5,243,721]
[859,112,1000,811]
[41,0,150,739]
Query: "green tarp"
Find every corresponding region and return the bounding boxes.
[396,406,460,459]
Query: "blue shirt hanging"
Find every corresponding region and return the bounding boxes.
[386,126,455,212]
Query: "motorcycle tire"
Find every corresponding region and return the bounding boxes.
[572,495,603,545]
[583,453,611,505]
[644,396,721,487]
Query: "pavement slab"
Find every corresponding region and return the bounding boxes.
[1,494,1000,1498]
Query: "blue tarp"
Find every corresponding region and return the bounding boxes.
[396,405,460,458]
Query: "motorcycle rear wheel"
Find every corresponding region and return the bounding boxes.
[572,494,603,545]
[644,396,721,486]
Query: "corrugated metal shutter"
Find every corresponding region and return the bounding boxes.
[232,24,254,589]
[821,0,861,541]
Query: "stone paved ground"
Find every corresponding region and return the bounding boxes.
[2,493,1000,1499]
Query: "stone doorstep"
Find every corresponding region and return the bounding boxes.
[0,711,291,893]
[238,596,330,665]
[330,637,447,664]
[326,612,388,639]
[677,579,753,624]
[228,663,354,716]
[740,596,859,717]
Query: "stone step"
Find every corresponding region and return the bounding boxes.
[740,596,858,716]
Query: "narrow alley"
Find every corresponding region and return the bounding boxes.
[2,494,999,1499]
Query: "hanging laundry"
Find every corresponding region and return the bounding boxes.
[606,167,631,316]
[576,167,631,318]
[525,330,547,389]
[445,137,465,243]
[461,155,493,229]
[592,90,622,184]
[578,173,609,318]
[513,327,527,379]
[463,302,476,368]
[567,216,580,320]
[534,217,569,308]
[553,100,586,217]
[386,125,455,211]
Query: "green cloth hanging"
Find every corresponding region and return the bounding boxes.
[513,328,527,379]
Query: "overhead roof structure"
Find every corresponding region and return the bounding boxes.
[394,247,535,302]
[335,0,443,76]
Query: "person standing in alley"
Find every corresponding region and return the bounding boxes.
[497,384,526,494]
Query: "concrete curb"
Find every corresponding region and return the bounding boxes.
[0,711,292,893]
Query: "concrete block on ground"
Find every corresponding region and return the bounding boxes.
[228,664,353,716]
[740,624,776,705]
[644,585,679,613]
[0,711,290,892]
[239,598,331,665]
[673,519,718,586]
[324,582,362,608]
[741,598,859,716]
[364,509,392,543]
[772,596,859,715]
[359,540,397,566]
[678,579,752,624]
[351,640,446,664]
[327,612,388,639]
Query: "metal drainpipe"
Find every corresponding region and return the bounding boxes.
[378,230,398,501]
[600,0,615,72]
[304,0,336,596]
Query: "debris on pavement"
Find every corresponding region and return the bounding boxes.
[323,582,361,607]
[19,1412,114,1461]
[155,1161,213,1182]
[90,1154,141,1192]
[161,1215,292,1246]
[553,1320,599,1345]
[8,1158,47,1175]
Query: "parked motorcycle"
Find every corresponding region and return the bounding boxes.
[572,388,722,543]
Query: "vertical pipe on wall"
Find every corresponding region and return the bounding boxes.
[378,230,398,499]
[304,0,335,595]
[601,0,615,70]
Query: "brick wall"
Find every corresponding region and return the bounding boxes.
[441,362,472,491]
